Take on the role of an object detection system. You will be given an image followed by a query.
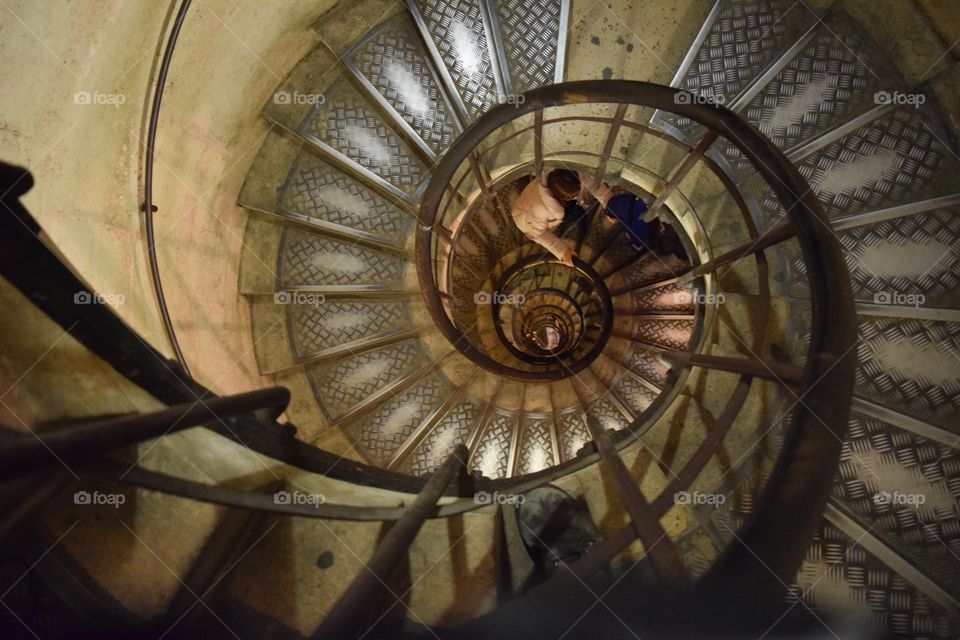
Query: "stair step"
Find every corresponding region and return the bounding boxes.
[741,101,960,234]
[406,0,503,123]
[652,0,820,143]
[341,11,463,159]
[240,131,418,251]
[713,12,905,181]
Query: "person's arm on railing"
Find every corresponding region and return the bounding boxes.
[522,217,575,265]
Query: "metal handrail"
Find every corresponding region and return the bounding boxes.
[142,0,193,373]
[0,389,289,482]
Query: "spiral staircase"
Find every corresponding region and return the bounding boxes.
[1,0,959,638]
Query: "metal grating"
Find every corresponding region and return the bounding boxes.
[617,253,688,291]
[660,0,816,136]
[414,0,499,119]
[624,349,669,388]
[350,13,458,155]
[471,201,517,257]
[299,77,427,195]
[586,396,629,432]
[279,150,414,243]
[277,228,407,288]
[613,372,658,415]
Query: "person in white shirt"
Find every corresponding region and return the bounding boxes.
[511,169,614,266]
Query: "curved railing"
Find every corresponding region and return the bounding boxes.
[141,0,193,374]
[417,80,858,594]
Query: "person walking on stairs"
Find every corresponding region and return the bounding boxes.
[511,168,613,266]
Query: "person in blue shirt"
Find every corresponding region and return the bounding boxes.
[604,191,688,260]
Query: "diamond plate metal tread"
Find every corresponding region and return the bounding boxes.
[628,281,696,314]
[629,317,695,350]
[412,0,499,120]
[515,413,557,475]
[714,13,902,178]
[585,396,629,432]
[448,292,483,341]
[623,349,669,388]
[308,339,429,420]
[470,409,517,479]
[278,150,415,244]
[616,253,688,291]
[452,222,496,285]
[582,215,619,255]
[675,477,762,578]
[595,224,642,270]
[405,399,479,476]
[346,372,454,466]
[557,406,590,462]
[349,13,459,156]
[493,0,562,93]
[789,520,959,638]
[855,317,960,434]
[471,201,517,256]
[277,227,408,288]
[831,410,960,598]
[287,300,411,360]
[659,0,816,137]
[788,205,960,308]
[751,104,960,229]
[298,77,427,195]
[612,372,658,415]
